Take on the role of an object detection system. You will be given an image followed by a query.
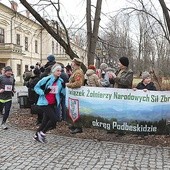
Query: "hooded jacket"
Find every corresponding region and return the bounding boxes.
[86,69,100,87]
[34,75,64,106]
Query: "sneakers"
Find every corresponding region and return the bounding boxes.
[1,123,8,130]
[33,132,46,143]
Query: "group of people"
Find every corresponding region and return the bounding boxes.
[0,54,156,143]
[85,56,156,91]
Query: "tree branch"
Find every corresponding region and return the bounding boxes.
[19,0,78,59]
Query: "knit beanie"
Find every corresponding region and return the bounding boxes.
[119,57,129,67]
[100,63,108,71]
[4,66,12,72]
[142,71,151,80]
[47,55,55,62]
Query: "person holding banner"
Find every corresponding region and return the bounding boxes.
[135,71,156,91]
[66,58,85,134]
[99,63,111,87]
[109,56,133,89]
[0,66,15,130]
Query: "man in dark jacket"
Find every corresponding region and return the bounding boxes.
[40,55,56,79]
[110,57,133,89]
[44,55,56,69]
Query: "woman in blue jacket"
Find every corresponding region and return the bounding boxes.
[34,64,65,143]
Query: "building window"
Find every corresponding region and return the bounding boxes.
[17,64,21,76]
[52,41,54,54]
[0,28,4,43]
[25,37,28,51]
[35,40,38,53]
[16,34,20,45]
[25,65,28,72]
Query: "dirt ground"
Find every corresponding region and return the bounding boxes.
[9,109,170,147]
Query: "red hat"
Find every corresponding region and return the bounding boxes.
[88,65,96,70]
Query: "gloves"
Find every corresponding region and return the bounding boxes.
[44,88,51,95]
[61,82,66,88]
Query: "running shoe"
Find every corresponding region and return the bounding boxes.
[1,123,8,130]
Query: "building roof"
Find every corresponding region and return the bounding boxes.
[0,2,41,27]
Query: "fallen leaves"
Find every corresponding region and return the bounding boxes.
[9,109,170,147]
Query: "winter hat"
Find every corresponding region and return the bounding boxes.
[72,58,82,66]
[88,65,96,70]
[119,57,129,67]
[51,64,62,73]
[47,55,55,62]
[4,66,12,72]
[142,71,151,80]
[100,63,108,71]
[33,68,41,75]
[30,65,34,70]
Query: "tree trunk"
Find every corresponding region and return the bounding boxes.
[86,0,103,65]
[86,0,92,65]
[158,0,170,37]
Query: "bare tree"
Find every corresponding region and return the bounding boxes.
[158,0,170,37]
[20,0,78,57]
[86,0,102,65]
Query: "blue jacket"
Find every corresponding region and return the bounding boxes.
[34,75,65,106]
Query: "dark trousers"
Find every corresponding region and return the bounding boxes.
[60,96,66,121]
[1,101,12,124]
[37,105,57,133]
[0,102,4,114]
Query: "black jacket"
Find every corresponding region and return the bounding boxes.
[27,75,41,104]
[60,71,69,84]
[0,75,15,100]
[136,82,156,91]
[44,61,56,69]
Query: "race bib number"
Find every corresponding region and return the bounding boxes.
[5,85,12,91]
[49,86,58,94]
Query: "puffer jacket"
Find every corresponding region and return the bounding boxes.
[86,69,100,87]
[34,75,64,107]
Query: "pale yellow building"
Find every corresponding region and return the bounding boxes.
[0,1,87,83]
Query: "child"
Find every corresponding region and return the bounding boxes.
[135,71,156,91]
[34,64,65,143]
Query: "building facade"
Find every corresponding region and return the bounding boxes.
[0,1,87,83]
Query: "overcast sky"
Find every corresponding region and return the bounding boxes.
[3,0,169,25]
[2,0,170,37]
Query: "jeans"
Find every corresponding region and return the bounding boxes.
[1,100,12,124]
[38,105,57,133]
